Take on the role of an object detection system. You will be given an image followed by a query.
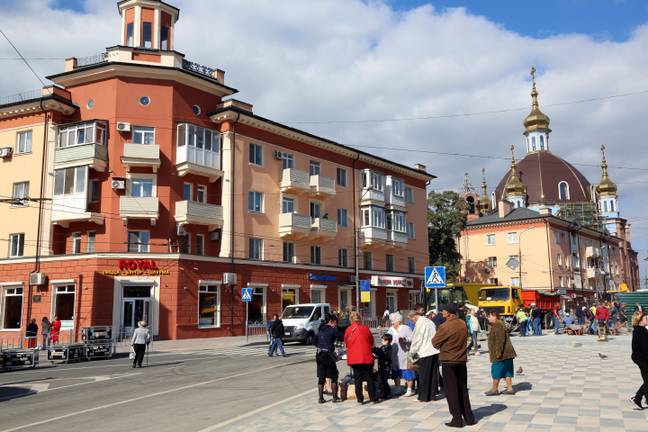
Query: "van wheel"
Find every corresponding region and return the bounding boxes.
[305,333,315,345]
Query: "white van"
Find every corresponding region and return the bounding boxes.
[280,303,331,344]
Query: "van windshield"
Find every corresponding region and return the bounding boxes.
[480,288,510,301]
[282,306,314,319]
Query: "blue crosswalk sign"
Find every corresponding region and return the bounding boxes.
[241,287,253,302]
[424,266,446,288]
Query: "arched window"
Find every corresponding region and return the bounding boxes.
[540,135,545,150]
[603,201,608,212]
[531,136,536,151]
[610,200,615,212]
[558,181,570,200]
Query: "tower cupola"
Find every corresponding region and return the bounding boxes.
[597,144,619,220]
[504,145,527,208]
[524,66,551,153]
[118,0,180,51]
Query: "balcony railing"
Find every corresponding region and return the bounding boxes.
[76,52,108,68]
[360,226,388,248]
[52,194,104,227]
[388,230,408,246]
[360,187,384,204]
[309,174,336,196]
[182,59,217,79]
[176,145,222,182]
[54,143,107,172]
[120,196,159,223]
[280,168,310,193]
[0,89,44,106]
[386,191,406,208]
[311,217,337,237]
[175,201,223,230]
[122,144,161,171]
[279,213,312,238]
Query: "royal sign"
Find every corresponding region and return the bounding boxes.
[370,275,413,289]
[102,260,170,276]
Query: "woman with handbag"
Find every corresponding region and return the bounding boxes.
[409,310,440,402]
[131,320,151,368]
[387,312,415,396]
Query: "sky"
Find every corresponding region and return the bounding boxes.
[1,0,647,281]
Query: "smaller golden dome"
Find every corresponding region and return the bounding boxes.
[505,145,526,196]
[524,67,551,134]
[596,145,617,196]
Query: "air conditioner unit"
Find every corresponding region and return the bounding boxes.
[223,272,237,285]
[273,150,284,159]
[209,231,220,241]
[0,147,13,158]
[111,179,125,189]
[29,272,46,286]
[176,224,187,236]
[116,122,131,132]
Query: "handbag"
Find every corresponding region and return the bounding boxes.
[129,345,135,360]
[407,352,420,370]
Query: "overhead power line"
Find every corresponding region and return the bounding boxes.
[0,27,47,88]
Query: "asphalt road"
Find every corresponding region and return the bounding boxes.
[0,343,318,432]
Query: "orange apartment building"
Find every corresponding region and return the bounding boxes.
[0,0,433,342]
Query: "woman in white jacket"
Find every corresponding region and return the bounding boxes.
[131,320,151,368]
[409,310,440,402]
[387,312,415,396]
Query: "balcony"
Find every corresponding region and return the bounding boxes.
[309,175,336,197]
[386,191,406,209]
[586,267,601,279]
[121,144,161,172]
[51,194,104,227]
[311,217,337,240]
[119,196,159,224]
[54,143,107,172]
[360,187,384,205]
[388,230,408,247]
[360,226,388,249]
[280,169,310,194]
[176,146,222,182]
[279,213,312,239]
[585,246,601,258]
[175,201,223,230]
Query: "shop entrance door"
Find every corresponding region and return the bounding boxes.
[122,285,152,338]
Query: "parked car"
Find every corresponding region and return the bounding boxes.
[281,303,331,344]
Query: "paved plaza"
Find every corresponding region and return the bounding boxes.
[231,334,648,432]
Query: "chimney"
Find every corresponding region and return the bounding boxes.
[498,200,512,218]
[212,69,225,84]
[65,57,77,72]
[414,163,426,172]
[539,207,552,215]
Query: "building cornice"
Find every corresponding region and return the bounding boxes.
[0,94,78,118]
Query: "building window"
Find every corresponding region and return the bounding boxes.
[127,231,150,253]
[507,232,518,244]
[487,256,497,268]
[11,181,29,207]
[198,284,220,328]
[362,170,384,191]
[195,234,205,256]
[71,232,82,254]
[192,105,202,116]
[58,121,105,148]
[249,238,263,260]
[53,285,75,325]
[386,254,394,272]
[196,185,207,203]
[337,208,348,227]
[390,178,404,197]
[283,242,295,263]
[281,197,295,214]
[511,277,521,287]
[16,130,32,154]
[406,222,415,239]
[2,287,23,329]
[309,201,321,219]
[486,234,496,245]
[160,26,170,50]
[279,152,294,169]
[249,143,263,165]
[387,210,406,232]
[558,181,570,201]
[248,191,263,213]
[132,126,155,144]
[179,233,190,254]
[87,231,96,253]
[309,160,321,176]
[183,183,192,201]
[9,233,24,258]
[176,124,221,169]
[310,245,322,265]
[89,180,100,203]
[405,187,414,204]
[336,168,347,187]
[408,257,416,274]
[126,22,134,46]
[54,166,87,196]
[338,249,348,267]
[142,22,153,48]
[130,178,154,197]
[361,206,385,228]
[488,278,499,285]
[386,290,397,313]
[363,251,372,270]
[311,288,324,304]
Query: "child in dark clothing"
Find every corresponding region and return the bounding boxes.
[372,333,393,399]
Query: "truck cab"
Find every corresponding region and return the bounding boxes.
[280,303,330,345]
[478,286,523,321]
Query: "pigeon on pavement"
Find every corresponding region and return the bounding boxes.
[598,353,608,359]
[516,366,524,374]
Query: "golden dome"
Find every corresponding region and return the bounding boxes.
[524,67,551,134]
[596,145,617,196]
[505,145,526,196]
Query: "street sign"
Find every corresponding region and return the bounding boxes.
[425,266,446,289]
[241,287,253,302]
[360,279,371,303]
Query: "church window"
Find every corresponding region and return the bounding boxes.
[603,201,608,212]
[531,136,536,151]
[610,200,615,212]
[558,181,570,200]
[540,135,545,150]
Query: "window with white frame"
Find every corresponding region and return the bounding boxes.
[386,254,394,272]
[336,168,347,187]
[488,278,499,285]
[361,206,385,228]
[362,170,384,191]
[511,277,521,287]
[486,234,496,245]
[2,286,23,329]
[338,249,348,267]
[406,222,415,239]
[387,210,406,232]
[408,257,416,274]
[127,231,150,253]
[487,256,497,268]
[280,152,294,169]
[310,287,324,304]
[507,232,518,244]
[386,290,397,313]
[390,178,404,197]
[160,25,170,50]
[196,234,205,256]
[558,181,570,201]
[405,187,414,204]
[132,126,155,144]
[248,191,263,213]
[363,251,372,270]
[310,245,322,265]
[53,284,75,325]
[176,124,221,169]
[337,208,348,227]
[249,238,263,260]
[87,231,96,253]
[126,23,134,46]
[11,182,28,207]
[9,233,24,258]
[71,232,82,254]
[58,121,106,148]
[282,197,295,214]
[130,178,154,198]
[143,21,153,48]
[309,160,321,176]
[54,166,87,196]
[196,185,207,203]
[249,143,263,165]
[16,130,32,154]
[198,284,220,327]
[283,242,295,263]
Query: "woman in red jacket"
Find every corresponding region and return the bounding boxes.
[344,312,377,404]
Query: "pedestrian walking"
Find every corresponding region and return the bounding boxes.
[409,310,440,402]
[131,320,151,368]
[372,333,393,399]
[50,315,61,345]
[596,303,609,340]
[41,317,51,349]
[485,311,517,396]
[387,312,415,396]
[515,307,528,336]
[609,302,619,336]
[552,305,562,335]
[530,304,542,336]
[266,315,275,344]
[629,311,648,409]
[315,314,342,403]
[467,308,480,354]
[268,314,287,357]
[432,304,476,428]
[344,312,377,404]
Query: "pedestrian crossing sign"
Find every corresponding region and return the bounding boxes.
[424,266,446,289]
[241,287,253,302]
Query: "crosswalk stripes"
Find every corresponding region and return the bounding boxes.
[198,344,317,358]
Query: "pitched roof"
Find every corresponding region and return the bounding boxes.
[466,207,545,226]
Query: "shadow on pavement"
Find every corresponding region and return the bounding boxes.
[473,403,507,421]
[513,382,533,392]
[0,386,37,402]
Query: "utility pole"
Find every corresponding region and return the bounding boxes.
[354,228,360,313]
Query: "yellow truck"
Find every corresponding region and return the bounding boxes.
[478,286,523,322]
[448,283,495,307]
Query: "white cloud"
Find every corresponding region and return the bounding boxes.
[1,0,647,268]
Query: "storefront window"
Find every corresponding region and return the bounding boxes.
[2,286,23,329]
[198,285,220,328]
[54,285,75,328]
[311,288,324,304]
[248,287,265,324]
[282,287,298,311]
[386,290,397,313]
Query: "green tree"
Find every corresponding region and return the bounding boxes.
[427,190,467,281]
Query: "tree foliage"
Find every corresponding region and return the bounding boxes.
[427,190,467,281]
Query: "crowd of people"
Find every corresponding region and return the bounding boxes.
[22,315,62,349]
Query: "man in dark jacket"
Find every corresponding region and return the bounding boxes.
[268,314,286,357]
[432,304,476,428]
[314,314,343,403]
[630,311,648,409]
[530,303,542,336]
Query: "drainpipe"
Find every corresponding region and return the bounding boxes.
[229,113,240,335]
[544,220,553,292]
